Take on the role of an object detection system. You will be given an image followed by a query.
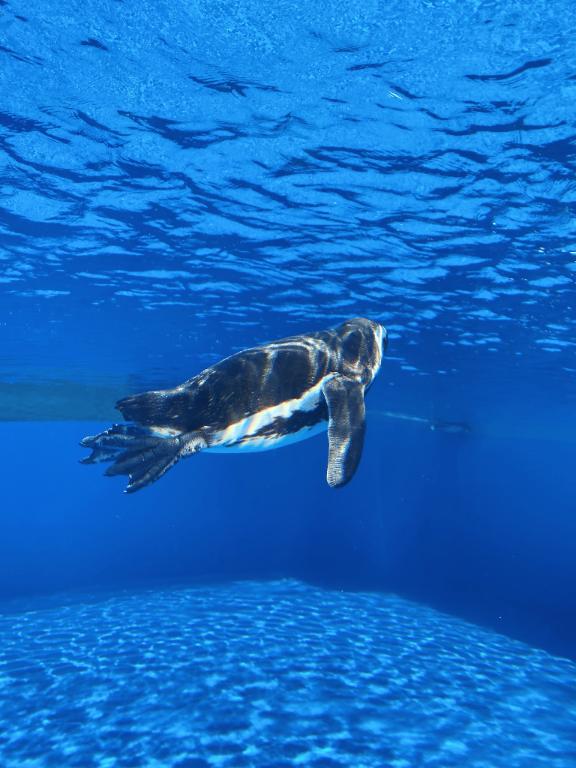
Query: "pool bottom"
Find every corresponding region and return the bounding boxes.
[0,580,574,768]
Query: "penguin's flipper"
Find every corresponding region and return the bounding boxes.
[321,374,366,488]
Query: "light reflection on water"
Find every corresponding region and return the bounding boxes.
[0,0,575,417]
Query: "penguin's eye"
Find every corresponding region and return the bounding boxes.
[343,330,362,360]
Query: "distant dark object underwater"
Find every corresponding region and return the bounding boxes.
[376,411,472,435]
[81,318,386,493]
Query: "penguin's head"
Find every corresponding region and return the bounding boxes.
[337,317,387,382]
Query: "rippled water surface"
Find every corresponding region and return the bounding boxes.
[1,0,575,423]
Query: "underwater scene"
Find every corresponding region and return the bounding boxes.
[1,0,576,765]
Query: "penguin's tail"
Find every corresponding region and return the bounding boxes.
[116,389,192,427]
[80,424,207,493]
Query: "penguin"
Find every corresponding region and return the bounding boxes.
[81,317,386,492]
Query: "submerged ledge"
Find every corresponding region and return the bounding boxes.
[0,580,574,767]
[1,381,575,445]
[0,380,123,421]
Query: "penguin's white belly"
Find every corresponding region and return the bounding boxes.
[206,378,330,454]
[207,420,327,453]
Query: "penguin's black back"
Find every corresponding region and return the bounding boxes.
[116,318,381,432]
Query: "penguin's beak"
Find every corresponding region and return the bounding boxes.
[382,327,389,352]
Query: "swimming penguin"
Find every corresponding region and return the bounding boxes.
[81,317,386,493]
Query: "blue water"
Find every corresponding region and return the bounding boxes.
[1,0,576,765]
[2,581,576,767]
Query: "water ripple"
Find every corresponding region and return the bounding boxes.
[0,581,574,767]
[0,0,575,409]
